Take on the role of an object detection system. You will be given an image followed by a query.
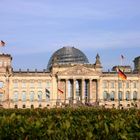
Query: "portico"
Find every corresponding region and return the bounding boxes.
[57,76,99,104]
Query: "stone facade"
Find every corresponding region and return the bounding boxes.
[0,49,140,109]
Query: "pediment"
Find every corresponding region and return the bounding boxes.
[57,65,96,76]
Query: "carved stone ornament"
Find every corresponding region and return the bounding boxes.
[57,65,95,76]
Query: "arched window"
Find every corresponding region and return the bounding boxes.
[31,104,34,108]
[30,91,34,102]
[15,105,18,108]
[119,91,122,101]
[126,91,130,101]
[133,91,137,100]
[22,104,26,108]
[13,91,18,102]
[110,91,115,101]
[103,91,109,101]
[22,91,26,102]
[38,91,42,102]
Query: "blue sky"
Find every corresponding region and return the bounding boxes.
[0,0,140,71]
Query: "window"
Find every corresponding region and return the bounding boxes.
[103,81,107,88]
[46,81,51,89]
[30,81,34,88]
[30,91,34,102]
[22,91,26,102]
[103,91,109,101]
[0,81,4,88]
[13,91,18,102]
[15,105,18,108]
[38,91,42,102]
[38,81,42,88]
[118,91,122,101]
[133,91,137,100]
[110,91,115,101]
[22,82,26,88]
[133,82,137,88]
[31,105,34,108]
[126,91,130,101]
[110,82,115,88]
[126,82,129,88]
[112,104,115,108]
[118,82,122,88]
[13,82,18,88]
[22,104,26,108]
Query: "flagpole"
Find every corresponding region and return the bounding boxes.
[121,55,124,66]
[121,57,122,66]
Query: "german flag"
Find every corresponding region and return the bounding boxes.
[0,40,5,47]
[58,88,63,94]
[118,68,127,80]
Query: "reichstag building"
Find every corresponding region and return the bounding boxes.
[0,47,140,109]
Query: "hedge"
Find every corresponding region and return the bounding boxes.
[0,107,140,140]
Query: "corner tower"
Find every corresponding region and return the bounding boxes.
[0,54,12,108]
[0,54,12,73]
[134,56,140,73]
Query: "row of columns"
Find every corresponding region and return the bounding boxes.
[57,79,99,104]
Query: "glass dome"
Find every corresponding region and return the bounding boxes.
[47,47,89,69]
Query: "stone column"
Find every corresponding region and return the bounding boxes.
[115,80,118,100]
[130,80,133,100]
[98,79,102,103]
[73,79,76,104]
[81,79,85,103]
[65,79,68,104]
[92,80,97,103]
[123,81,126,101]
[96,79,99,103]
[88,79,92,103]
[108,81,110,100]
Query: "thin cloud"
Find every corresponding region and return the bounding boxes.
[1,0,140,20]
[3,31,140,55]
